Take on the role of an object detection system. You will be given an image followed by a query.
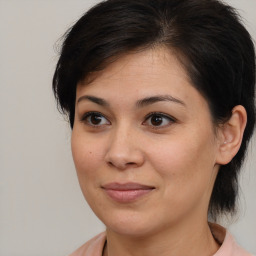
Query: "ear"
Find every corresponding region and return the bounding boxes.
[216,105,247,165]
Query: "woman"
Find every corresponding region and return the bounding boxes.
[53,0,255,255]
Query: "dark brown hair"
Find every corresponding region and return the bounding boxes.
[53,0,256,220]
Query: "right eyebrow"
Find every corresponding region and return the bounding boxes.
[77,95,110,107]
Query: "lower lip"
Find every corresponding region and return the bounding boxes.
[104,189,153,203]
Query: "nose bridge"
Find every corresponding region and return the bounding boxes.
[105,122,144,169]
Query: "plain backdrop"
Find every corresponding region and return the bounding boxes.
[0,0,255,255]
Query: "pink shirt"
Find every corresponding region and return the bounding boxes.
[69,224,253,256]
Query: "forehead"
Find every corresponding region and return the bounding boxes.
[78,48,190,93]
[76,48,208,111]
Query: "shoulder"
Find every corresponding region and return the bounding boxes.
[210,223,253,256]
[68,232,106,256]
[219,231,253,256]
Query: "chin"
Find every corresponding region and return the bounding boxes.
[100,210,163,238]
[107,223,157,238]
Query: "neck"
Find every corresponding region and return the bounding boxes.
[103,219,220,256]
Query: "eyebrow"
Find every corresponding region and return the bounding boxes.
[77,94,186,108]
[77,95,110,107]
[136,95,186,108]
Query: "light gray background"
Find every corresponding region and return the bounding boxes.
[0,0,255,255]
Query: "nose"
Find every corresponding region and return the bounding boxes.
[104,126,145,170]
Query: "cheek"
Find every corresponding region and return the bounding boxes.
[146,136,217,219]
[71,131,104,181]
[147,129,217,187]
[71,132,107,209]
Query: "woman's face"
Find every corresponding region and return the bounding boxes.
[72,48,220,237]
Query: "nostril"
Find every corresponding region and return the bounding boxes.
[107,161,114,167]
[127,162,136,166]
[106,160,137,170]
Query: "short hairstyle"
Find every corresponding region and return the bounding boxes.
[53,0,256,220]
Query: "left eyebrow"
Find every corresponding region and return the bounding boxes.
[136,95,186,108]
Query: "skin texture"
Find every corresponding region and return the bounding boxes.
[71,48,246,256]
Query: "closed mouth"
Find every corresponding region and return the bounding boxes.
[101,182,155,202]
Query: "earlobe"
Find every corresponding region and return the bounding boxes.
[216,105,247,165]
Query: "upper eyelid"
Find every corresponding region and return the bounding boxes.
[81,111,108,119]
[80,111,111,124]
[79,111,176,125]
[144,112,176,122]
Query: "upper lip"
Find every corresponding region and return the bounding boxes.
[102,182,155,190]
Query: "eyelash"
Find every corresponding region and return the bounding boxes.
[80,111,176,129]
[143,112,176,129]
[80,111,110,128]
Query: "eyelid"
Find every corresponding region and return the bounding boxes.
[80,111,111,126]
[79,111,176,129]
[143,112,176,128]
[144,112,176,121]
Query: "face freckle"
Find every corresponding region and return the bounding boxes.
[71,47,220,237]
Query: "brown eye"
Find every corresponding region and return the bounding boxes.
[90,114,103,125]
[151,115,164,126]
[144,113,175,128]
[81,112,110,126]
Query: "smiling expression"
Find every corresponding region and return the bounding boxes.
[71,48,221,237]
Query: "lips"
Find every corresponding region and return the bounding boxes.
[102,182,155,203]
